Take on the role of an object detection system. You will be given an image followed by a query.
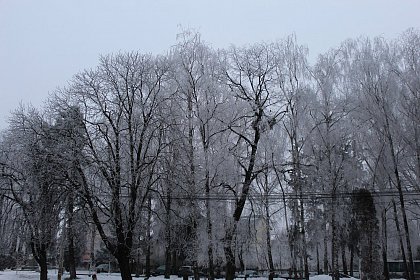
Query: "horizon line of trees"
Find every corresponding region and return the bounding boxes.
[1,28,419,280]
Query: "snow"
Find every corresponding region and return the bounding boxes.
[0,271,375,280]
[310,276,359,280]
[0,270,122,280]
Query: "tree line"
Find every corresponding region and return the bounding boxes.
[0,29,419,280]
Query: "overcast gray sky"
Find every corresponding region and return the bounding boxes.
[1,0,419,130]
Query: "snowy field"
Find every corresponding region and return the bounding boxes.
[0,270,364,280]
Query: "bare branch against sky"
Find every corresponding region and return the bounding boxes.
[1,0,419,130]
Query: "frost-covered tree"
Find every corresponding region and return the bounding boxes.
[219,42,286,280]
[1,29,419,280]
[0,191,25,267]
[309,46,360,280]
[0,106,64,280]
[57,52,170,280]
[252,152,284,280]
[50,105,87,280]
[273,36,312,280]
[393,29,420,199]
[347,36,416,280]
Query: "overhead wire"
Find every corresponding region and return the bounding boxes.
[1,186,419,201]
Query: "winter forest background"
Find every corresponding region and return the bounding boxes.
[0,29,419,280]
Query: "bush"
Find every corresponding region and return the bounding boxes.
[0,254,16,270]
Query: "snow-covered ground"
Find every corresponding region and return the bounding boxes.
[0,270,121,280]
[0,270,364,280]
[310,276,358,280]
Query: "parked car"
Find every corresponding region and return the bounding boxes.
[237,270,258,278]
[178,266,194,277]
[328,272,351,278]
[96,263,119,273]
[152,265,166,276]
[96,264,110,273]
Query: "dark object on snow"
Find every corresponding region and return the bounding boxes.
[92,273,97,280]
[178,265,194,280]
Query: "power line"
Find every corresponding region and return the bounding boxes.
[1,186,419,201]
[158,190,420,201]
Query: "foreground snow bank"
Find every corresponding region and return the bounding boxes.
[0,270,368,280]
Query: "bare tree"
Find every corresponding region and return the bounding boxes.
[220,42,286,280]
[57,52,170,280]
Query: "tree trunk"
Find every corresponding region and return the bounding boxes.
[349,244,354,277]
[224,106,261,278]
[382,208,389,280]
[265,195,274,280]
[299,191,309,280]
[40,260,48,280]
[225,246,236,280]
[331,191,339,280]
[57,209,66,280]
[290,192,299,280]
[341,242,348,275]
[238,247,244,272]
[299,251,304,280]
[323,224,329,274]
[67,192,77,279]
[386,112,415,280]
[90,224,95,272]
[273,160,293,276]
[164,249,171,278]
[31,242,48,280]
[117,253,133,280]
[316,243,320,274]
[224,224,236,280]
[171,249,178,275]
[58,241,64,280]
[165,187,172,279]
[145,196,152,278]
[193,228,200,280]
[396,179,415,280]
[187,86,199,280]
[392,199,409,278]
[207,242,215,280]
[206,170,215,280]
[291,230,298,280]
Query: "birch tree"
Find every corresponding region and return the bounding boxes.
[348,37,415,280]
[274,36,311,280]
[309,45,363,280]
[393,29,420,196]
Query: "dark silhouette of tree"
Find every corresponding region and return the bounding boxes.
[352,188,383,280]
